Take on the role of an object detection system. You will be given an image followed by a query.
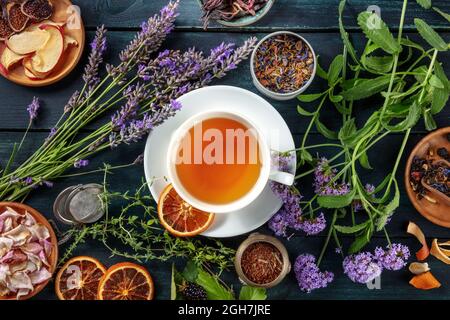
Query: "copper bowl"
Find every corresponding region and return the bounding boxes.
[0,202,58,300]
[405,127,450,228]
[234,233,290,289]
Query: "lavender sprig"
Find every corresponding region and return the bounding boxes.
[27,97,40,122]
[84,25,107,89]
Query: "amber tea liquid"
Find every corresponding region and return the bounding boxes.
[175,117,262,205]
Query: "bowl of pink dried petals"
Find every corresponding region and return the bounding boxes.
[0,202,58,300]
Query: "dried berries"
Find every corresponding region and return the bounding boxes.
[201,0,269,29]
[254,34,314,94]
[241,242,283,284]
[409,147,449,201]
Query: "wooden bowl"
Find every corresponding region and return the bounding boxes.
[1,0,85,87]
[405,127,450,228]
[0,202,58,300]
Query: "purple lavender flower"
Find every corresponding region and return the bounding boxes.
[45,127,57,144]
[111,83,150,129]
[109,1,179,78]
[133,154,145,165]
[297,213,327,235]
[74,159,89,169]
[268,211,289,237]
[170,100,182,111]
[23,177,33,185]
[353,184,375,212]
[294,254,334,293]
[314,158,350,196]
[374,243,410,271]
[41,180,53,188]
[83,25,107,90]
[27,97,40,121]
[343,252,382,284]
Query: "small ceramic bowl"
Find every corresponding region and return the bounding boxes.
[235,233,290,289]
[196,0,274,27]
[250,31,317,101]
[0,202,58,300]
[405,127,450,228]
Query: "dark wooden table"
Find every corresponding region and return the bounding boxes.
[0,0,449,300]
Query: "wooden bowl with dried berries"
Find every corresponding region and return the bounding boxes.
[0,0,85,87]
[405,127,450,228]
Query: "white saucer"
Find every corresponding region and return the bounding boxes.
[143,86,296,238]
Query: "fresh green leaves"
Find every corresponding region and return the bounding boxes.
[239,286,267,300]
[416,0,432,9]
[362,55,394,74]
[315,118,338,139]
[358,12,401,54]
[335,221,369,234]
[172,262,267,301]
[342,76,396,100]
[317,189,356,209]
[414,18,448,51]
[328,54,344,86]
[339,0,359,64]
[431,62,450,114]
[433,7,450,23]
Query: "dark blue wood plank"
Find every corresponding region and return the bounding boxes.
[74,0,450,30]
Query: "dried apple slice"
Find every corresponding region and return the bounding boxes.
[430,239,450,265]
[21,0,53,21]
[64,35,78,51]
[6,28,50,55]
[27,20,65,32]
[1,45,25,70]
[7,3,30,33]
[23,57,49,79]
[31,25,64,74]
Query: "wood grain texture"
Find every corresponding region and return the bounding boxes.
[74,0,450,30]
[0,0,449,300]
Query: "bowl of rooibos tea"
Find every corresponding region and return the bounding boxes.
[235,233,290,288]
[167,109,294,214]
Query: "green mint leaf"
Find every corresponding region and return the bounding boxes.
[358,11,401,54]
[297,105,315,116]
[363,55,394,73]
[239,286,267,300]
[315,118,338,140]
[298,93,324,102]
[327,54,344,86]
[349,227,372,254]
[433,7,450,23]
[414,18,448,51]
[339,0,359,64]
[300,149,313,163]
[383,100,421,132]
[429,75,445,89]
[335,221,369,234]
[431,87,449,114]
[317,188,356,209]
[182,260,199,282]
[329,94,344,103]
[342,76,396,100]
[196,269,235,300]
[424,111,438,131]
[376,179,400,231]
[358,150,372,170]
[416,0,432,9]
[316,57,329,80]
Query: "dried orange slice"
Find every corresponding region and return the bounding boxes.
[55,256,106,300]
[157,184,214,237]
[97,262,154,300]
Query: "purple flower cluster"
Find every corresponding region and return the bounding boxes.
[83,25,107,89]
[268,152,327,237]
[343,243,410,283]
[343,252,382,284]
[27,97,40,122]
[74,159,89,169]
[314,158,350,196]
[294,254,334,293]
[374,243,410,271]
[111,83,150,130]
[352,184,375,212]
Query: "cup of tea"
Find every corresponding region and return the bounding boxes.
[167,110,295,214]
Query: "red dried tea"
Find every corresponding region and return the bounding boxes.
[241,242,283,284]
[254,34,314,94]
[201,0,268,29]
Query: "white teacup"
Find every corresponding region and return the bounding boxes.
[167,110,294,214]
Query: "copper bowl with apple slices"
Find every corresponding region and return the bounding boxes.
[0,202,58,300]
[0,0,85,87]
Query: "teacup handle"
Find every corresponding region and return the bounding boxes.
[269,171,295,186]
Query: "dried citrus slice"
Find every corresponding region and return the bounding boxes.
[157,184,214,237]
[97,262,154,300]
[55,256,106,300]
